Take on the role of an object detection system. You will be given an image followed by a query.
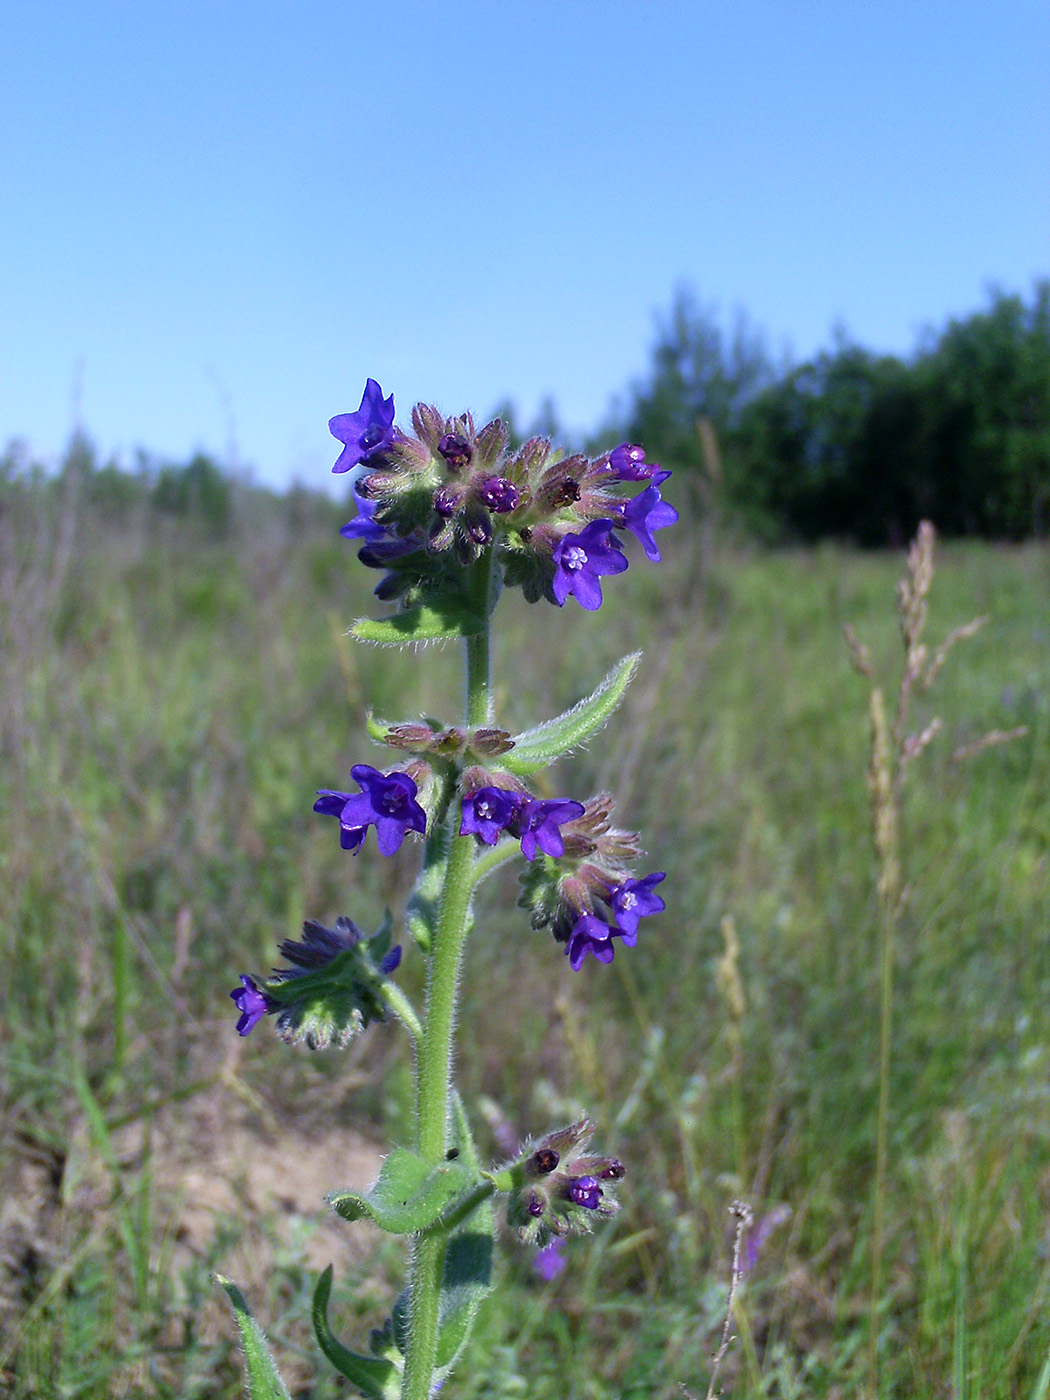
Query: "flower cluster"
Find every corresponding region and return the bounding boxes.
[458,780,665,968]
[500,1119,624,1247]
[503,790,665,969]
[460,786,584,860]
[230,916,403,1048]
[330,381,677,611]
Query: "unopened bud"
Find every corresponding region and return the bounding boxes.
[438,432,472,469]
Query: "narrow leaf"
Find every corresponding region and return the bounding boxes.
[312,1265,400,1400]
[350,601,486,645]
[329,1148,474,1234]
[501,652,642,774]
[435,1221,494,1368]
[215,1276,292,1400]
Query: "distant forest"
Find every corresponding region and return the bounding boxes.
[614,281,1050,544]
[4,282,1049,546]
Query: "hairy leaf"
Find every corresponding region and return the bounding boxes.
[501,652,641,774]
[312,1265,401,1400]
[215,1275,292,1400]
[329,1148,474,1234]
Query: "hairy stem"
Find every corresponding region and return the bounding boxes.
[402,549,494,1400]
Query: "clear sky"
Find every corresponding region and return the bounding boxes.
[2,0,1047,488]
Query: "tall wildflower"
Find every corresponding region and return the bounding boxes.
[220,384,676,1400]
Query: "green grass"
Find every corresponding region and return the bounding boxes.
[2,476,1049,1397]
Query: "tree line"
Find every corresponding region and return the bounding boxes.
[5,281,1048,546]
[619,281,1050,543]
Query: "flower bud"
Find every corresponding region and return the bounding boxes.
[438,432,473,469]
[530,1147,560,1175]
[500,1119,624,1246]
[433,484,463,517]
[567,1176,603,1210]
[474,416,508,468]
[462,501,493,547]
[479,476,520,513]
[468,727,515,758]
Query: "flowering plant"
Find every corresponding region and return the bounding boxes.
[218,381,676,1399]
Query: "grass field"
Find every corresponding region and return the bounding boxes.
[2,473,1049,1398]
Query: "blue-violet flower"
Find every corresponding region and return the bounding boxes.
[230,974,271,1036]
[533,1240,567,1281]
[315,765,426,856]
[551,521,628,611]
[518,797,586,861]
[340,485,386,543]
[608,872,667,943]
[460,787,524,845]
[565,914,617,970]
[329,379,396,475]
[615,481,679,562]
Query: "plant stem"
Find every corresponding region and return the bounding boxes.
[869,892,896,1394]
[378,977,423,1042]
[402,548,494,1400]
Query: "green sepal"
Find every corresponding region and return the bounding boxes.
[214,1275,292,1400]
[366,710,392,744]
[350,599,487,646]
[260,916,396,1050]
[501,652,641,774]
[312,1265,401,1400]
[328,1148,474,1234]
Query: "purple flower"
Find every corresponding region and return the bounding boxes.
[479,477,519,513]
[551,521,628,611]
[379,945,403,975]
[312,791,368,852]
[615,481,678,562]
[533,1240,567,1281]
[741,1205,791,1276]
[460,787,524,845]
[606,443,661,481]
[518,797,586,861]
[565,914,617,970]
[314,765,426,857]
[438,432,472,468]
[329,379,396,475]
[608,872,666,944]
[340,485,385,543]
[567,1176,604,1210]
[230,974,270,1036]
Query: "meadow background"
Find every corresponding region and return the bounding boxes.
[2,429,1049,1398]
[4,2,1048,1391]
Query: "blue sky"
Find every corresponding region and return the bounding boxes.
[2,1,1047,488]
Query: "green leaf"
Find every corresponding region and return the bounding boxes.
[434,1218,494,1369]
[312,1265,401,1400]
[501,652,642,775]
[329,1148,474,1234]
[350,600,487,646]
[215,1275,292,1400]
